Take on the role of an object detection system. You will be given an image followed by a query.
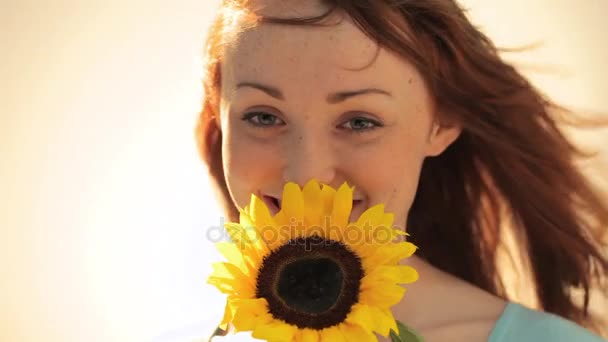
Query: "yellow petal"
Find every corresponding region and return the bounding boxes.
[207,275,255,297]
[272,208,288,226]
[231,298,268,331]
[397,241,417,259]
[320,326,346,342]
[207,261,255,297]
[263,211,292,250]
[372,224,402,245]
[393,265,419,284]
[250,195,287,251]
[215,242,244,267]
[339,322,377,342]
[250,194,276,230]
[238,208,254,230]
[343,229,377,259]
[297,328,319,342]
[360,283,405,307]
[210,262,254,288]
[345,304,375,333]
[363,242,417,271]
[225,221,263,254]
[226,220,268,264]
[355,203,385,228]
[302,179,324,227]
[219,300,232,330]
[320,184,336,216]
[378,215,406,244]
[215,241,257,277]
[252,319,298,342]
[331,182,354,230]
[364,265,419,285]
[316,184,337,240]
[225,221,249,247]
[256,312,275,325]
[367,306,398,337]
[281,182,305,224]
[379,212,395,230]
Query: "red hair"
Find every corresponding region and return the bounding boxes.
[196,0,608,334]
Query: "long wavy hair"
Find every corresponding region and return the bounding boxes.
[196,0,608,334]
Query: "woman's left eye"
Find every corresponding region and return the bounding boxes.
[340,117,383,133]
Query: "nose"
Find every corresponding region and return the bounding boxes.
[281,134,336,187]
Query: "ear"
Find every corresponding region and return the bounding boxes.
[424,121,462,157]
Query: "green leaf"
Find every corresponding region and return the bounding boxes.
[389,320,424,342]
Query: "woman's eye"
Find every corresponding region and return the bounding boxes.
[341,117,382,133]
[241,111,285,128]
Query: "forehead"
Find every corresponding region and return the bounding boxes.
[247,0,332,18]
[220,9,426,105]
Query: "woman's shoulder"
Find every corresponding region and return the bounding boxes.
[395,260,605,342]
[392,261,507,342]
[489,302,606,342]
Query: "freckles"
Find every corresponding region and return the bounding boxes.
[227,139,258,167]
[287,55,299,65]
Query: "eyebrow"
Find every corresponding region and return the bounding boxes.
[236,81,392,104]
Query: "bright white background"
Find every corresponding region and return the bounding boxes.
[1,1,607,341]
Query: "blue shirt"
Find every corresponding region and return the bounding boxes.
[152,302,607,341]
[489,302,606,342]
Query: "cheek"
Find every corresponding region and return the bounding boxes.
[385,161,423,227]
[351,134,426,223]
[222,130,281,208]
[370,153,422,202]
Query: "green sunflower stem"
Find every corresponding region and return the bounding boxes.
[389,320,424,342]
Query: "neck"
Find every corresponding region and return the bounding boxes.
[395,255,448,327]
[394,255,507,332]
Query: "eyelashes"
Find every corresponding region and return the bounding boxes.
[240,111,383,134]
[241,111,286,127]
[341,117,381,133]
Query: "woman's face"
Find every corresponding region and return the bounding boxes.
[217,6,459,230]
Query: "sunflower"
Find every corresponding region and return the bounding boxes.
[208,179,419,341]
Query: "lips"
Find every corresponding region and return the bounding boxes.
[262,195,281,215]
[350,199,364,221]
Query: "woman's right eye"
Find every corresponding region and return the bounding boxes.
[241,111,285,128]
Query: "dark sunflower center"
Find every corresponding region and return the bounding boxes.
[277,257,343,314]
[256,235,363,329]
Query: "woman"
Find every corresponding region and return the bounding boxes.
[196,0,608,340]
